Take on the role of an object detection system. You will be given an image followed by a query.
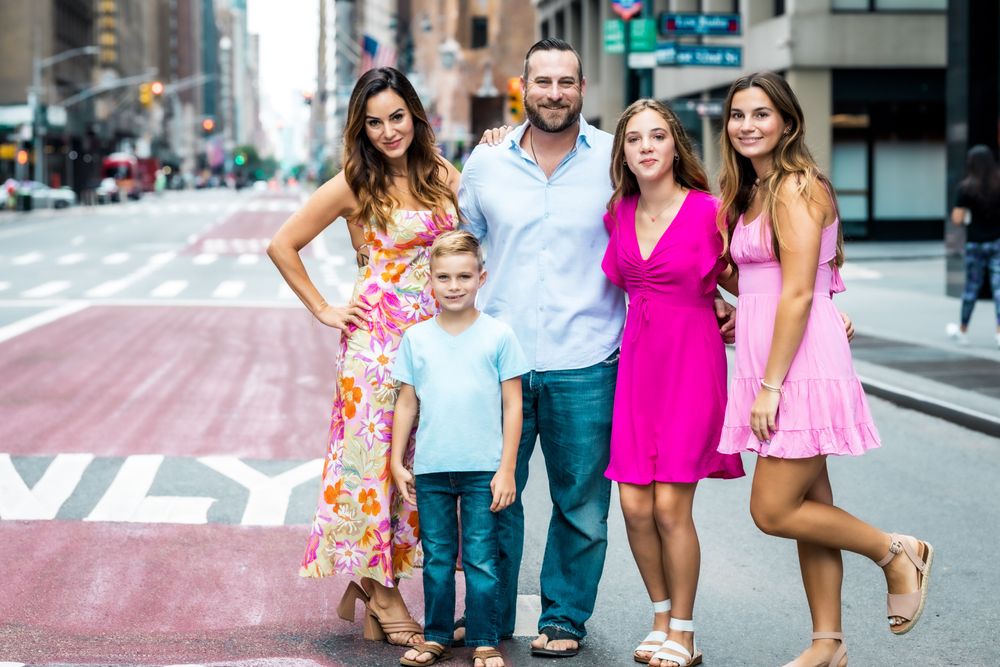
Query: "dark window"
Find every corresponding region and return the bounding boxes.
[471,16,488,49]
[774,0,785,15]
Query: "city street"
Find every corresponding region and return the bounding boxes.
[0,192,996,666]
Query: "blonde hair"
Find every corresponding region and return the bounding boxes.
[429,230,483,269]
[608,99,709,212]
[717,71,843,267]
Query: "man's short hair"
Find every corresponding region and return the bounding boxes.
[429,230,484,269]
[523,38,583,83]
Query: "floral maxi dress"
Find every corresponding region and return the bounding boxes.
[300,208,456,586]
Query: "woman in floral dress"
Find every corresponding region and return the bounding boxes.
[268,67,460,646]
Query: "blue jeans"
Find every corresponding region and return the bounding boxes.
[497,352,617,640]
[961,240,1000,326]
[415,471,500,648]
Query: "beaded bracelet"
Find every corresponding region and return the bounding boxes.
[761,381,783,394]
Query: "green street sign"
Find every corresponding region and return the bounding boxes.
[630,18,657,52]
[604,19,624,54]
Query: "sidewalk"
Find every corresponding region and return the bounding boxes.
[839,240,1000,438]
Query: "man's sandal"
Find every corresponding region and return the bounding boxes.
[399,641,451,666]
[530,625,580,658]
[472,646,505,667]
[634,599,671,664]
[876,533,934,635]
[650,618,702,667]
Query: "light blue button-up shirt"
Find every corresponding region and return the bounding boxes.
[459,117,626,372]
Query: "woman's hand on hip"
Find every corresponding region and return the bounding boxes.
[315,300,371,333]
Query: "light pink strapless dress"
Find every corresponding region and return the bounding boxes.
[717,213,881,458]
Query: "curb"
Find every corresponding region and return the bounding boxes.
[859,374,1000,439]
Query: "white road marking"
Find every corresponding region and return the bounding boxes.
[84,251,175,298]
[12,252,43,265]
[0,301,90,344]
[839,263,882,280]
[198,457,322,525]
[337,283,354,301]
[85,455,214,524]
[0,282,10,292]
[192,253,218,265]
[56,253,86,265]
[278,283,295,299]
[237,253,259,265]
[0,453,94,520]
[151,280,189,298]
[22,281,71,298]
[71,235,85,245]
[102,252,130,265]
[212,280,245,298]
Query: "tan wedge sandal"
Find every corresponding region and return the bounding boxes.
[876,533,934,635]
[337,580,423,646]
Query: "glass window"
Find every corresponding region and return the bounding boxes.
[832,141,868,222]
[471,16,488,49]
[873,141,945,219]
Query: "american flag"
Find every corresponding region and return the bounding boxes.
[360,33,397,72]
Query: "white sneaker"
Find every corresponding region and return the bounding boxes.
[945,323,970,346]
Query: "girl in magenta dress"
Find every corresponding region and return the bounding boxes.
[715,72,933,667]
[602,99,743,667]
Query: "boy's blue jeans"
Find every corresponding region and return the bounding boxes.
[415,471,499,648]
[497,352,617,641]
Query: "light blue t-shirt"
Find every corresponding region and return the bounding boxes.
[392,312,530,475]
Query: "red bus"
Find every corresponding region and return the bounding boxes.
[102,153,143,200]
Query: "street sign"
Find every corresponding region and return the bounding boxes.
[657,42,742,68]
[629,18,657,52]
[604,19,625,54]
[659,12,741,36]
[628,52,657,69]
[611,0,643,21]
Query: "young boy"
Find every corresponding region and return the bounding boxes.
[390,230,528,667]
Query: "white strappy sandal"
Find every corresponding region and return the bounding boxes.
[633,599,670,665]
[650,618,702,667]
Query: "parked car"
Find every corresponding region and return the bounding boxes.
[16,181,78,209]
[95,177,121,204]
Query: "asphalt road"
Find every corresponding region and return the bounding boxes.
[0,192,996,666]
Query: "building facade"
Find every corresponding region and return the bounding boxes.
[537,0,948,240]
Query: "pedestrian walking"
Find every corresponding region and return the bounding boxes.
[946,144,1000,348]
[716,71,934,667]
[389,230,528,667]
[459,38,736,658]
[268,66,461,647]
[602,99,745,667]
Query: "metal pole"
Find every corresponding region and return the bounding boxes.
[639,3,653,99]
[623,16,632,106]
[32,34,42,184]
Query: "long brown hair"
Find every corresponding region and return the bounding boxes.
[343,67,458,231]
[609,99,709,211]
[717,71,843,267]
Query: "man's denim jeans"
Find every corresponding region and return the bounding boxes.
[497,352,617,640]
[415,471,500,647]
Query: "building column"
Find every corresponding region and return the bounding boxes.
[786,68,832,176]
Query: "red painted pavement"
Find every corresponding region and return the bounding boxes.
[0,305,339,459]
[184,195,321,257]
[0,522,437,665]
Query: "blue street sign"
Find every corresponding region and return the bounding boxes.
[657,42,742,68]
[659,13,741,36]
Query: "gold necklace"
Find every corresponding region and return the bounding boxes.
[638,189,683,223]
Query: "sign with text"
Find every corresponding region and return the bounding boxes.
[657,42,742,68]
[604,19,625,54]
[612,0,643,21]
[629,18,657,52]
[659,12,741,36]
[628,52,657,69]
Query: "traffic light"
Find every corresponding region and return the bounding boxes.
[139,82,152,107]
[16,149,28,165]
[507,77,524,124]
[150,80,164,96]
[234,152,246,167]
[201,117,215,134]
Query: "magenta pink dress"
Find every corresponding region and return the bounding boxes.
[717,212,881,458]
[602,191,744,484]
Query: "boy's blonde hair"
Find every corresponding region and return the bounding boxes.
[429,230,484,269]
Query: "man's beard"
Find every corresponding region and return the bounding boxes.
[525,97,582,133]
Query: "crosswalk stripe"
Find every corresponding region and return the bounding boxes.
[212,280,245,298]
[237,253,259,265]
[22,281,71,298]
[151,280,189,298]
[0,282,10,292]
[56,253,87,265]
[85,280,127,298]
[192,253,218,265]
[102,252,130,265]
[278,283,295,299]
[12,252,43,265]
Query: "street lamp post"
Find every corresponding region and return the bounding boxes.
[30,45,100,184]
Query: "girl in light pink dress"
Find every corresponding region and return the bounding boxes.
[715,72,934,667]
